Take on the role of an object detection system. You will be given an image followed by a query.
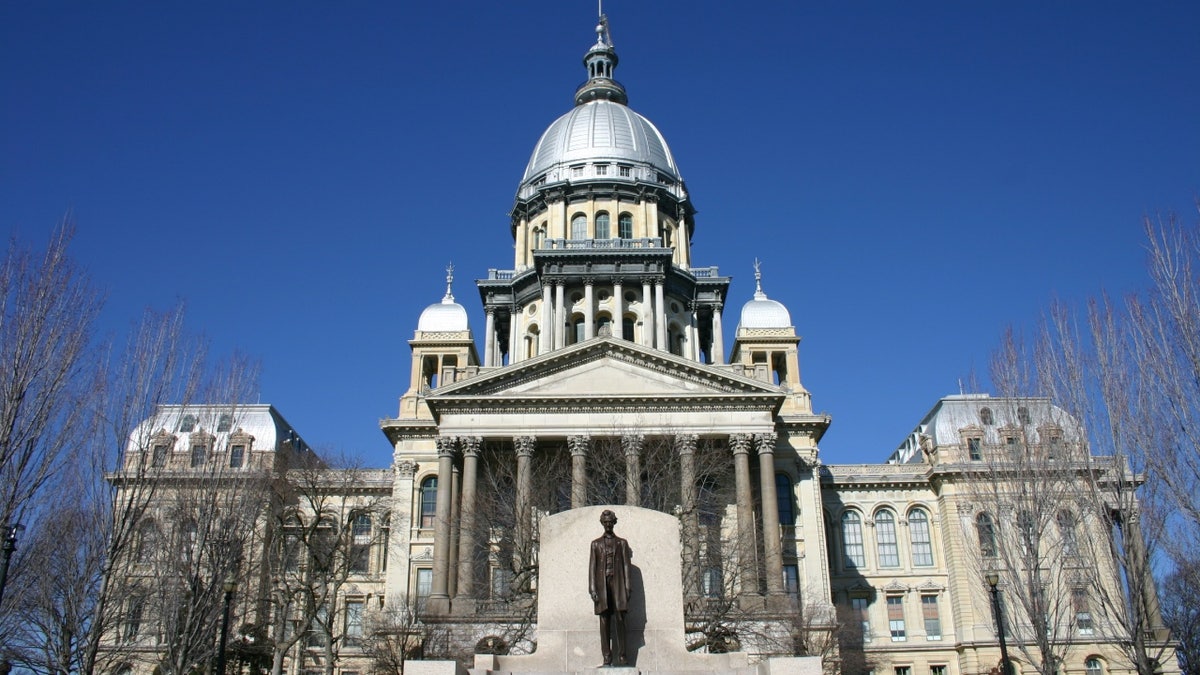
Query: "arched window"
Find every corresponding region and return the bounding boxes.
[572,316,585,344]
[1058,510,1078,556]
[1085,659,1103,675]
[909,508,934,566]
[842,511,865,568]
[570,213,588,240]
[618,212,633,239]
[533,226,545,250]
[420,477,438,529]
[596,315,613,337]
[595,212,611,239]
[875,510,899,567]
[622,316,635,341]
[776,474,794,525]
[977,512,997,557]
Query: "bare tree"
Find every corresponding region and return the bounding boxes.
[1160,561,1200,675]
[0,220,100,586]
[262,455,390,675]
[361,594,450,675]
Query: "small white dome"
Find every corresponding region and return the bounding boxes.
[740,294,792,329]
[418,297,469,332]
[738,264,792,329]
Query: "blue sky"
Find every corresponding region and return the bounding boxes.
[3,2,1197,466]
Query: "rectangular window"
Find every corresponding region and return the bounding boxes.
[416,568,433,599]
[895,667,912,675]
[619,165,631,177]
[307,605,328,648]
[217,413,233,432]
[887,596,907,641]
[1073,588,1094,635]
[931,666,947,675]
[345,600,364,646]
[283,532,301,572]
[190,444,206,467]
[595,164,608,175]
[349,544,370,575]
[922,595,942,639]
[152,444,168,468]
[783,564,799,597]
[492,566,514,599]
[229,444,245,468]
[851,597,871,642]
[968,437,982,461]
[124,596,145,642]
[571,165,584,178]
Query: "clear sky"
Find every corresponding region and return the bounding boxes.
[3,2,1197,466]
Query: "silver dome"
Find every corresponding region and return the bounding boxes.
[520,100,680,186]
[738,265,792,329]
[418,297,469,332]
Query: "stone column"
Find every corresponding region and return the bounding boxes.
[687,303,699,361]
[612,281,624,338]
[583,279,595,340]
[448,459,461,598]
[655,279,667,350]
[540,284,552,355]
[514,436,536,559]
[509,307,521,364]
[676,434,700,596]
[555,282,566,349]
[641,278,654,348]
[756,433,785,596]
[568,435,590,509]
[483,308,496,367]
[622,434,643,507]
[430,436,457,608]
[456,437,482,601]
[712,303,725,364]
[729,434,758,594]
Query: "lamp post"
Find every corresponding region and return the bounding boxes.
[0,523,26,608]
[986,572,1013,675]
[215,577,238,675]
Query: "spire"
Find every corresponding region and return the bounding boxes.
[753,259,767,299]
[443,263,455,303]
[574,11,628,106]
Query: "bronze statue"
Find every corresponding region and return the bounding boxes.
[588,509,631,666]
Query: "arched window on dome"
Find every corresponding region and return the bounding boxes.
[571,316,585,344]
[668,324,684,356]
[526,325,540,359]
[533,224,545,250]
[595,212,610,239]
[622,315,635,341]
[618,212,633,239]
[571,213,588,240]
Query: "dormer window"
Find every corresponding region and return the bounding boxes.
[1017,406,1031,424]
[217,413,232,432]
[618,165,631,177]
[595,164,608,176]
[571,165,584,178]
[979,408,994,425]
[178,414,197,433]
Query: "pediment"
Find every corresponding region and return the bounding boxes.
[429,337,783,404]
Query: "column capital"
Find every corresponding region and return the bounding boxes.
[568,435,591,457]
[583,277,596,287]
[674,434,699,455]
[436,436,458,458]
[754,432,778,455]
[729,434,752,456]
[396,459,418,479]
[484,306,496,316]
[459,436,482,458]
[514,436,537,458]
[621,434,644,457]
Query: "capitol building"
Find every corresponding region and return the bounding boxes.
[107,11,1171,675]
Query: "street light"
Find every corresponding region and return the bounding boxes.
[215,577,238,675]
[0,523,26,608]
[986,572,1013,675]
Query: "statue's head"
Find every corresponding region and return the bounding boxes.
[600,509,617,526]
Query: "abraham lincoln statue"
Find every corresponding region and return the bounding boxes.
[588,509,632,667]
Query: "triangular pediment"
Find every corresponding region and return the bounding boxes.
[429,337,783,405]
